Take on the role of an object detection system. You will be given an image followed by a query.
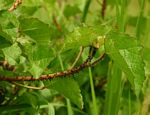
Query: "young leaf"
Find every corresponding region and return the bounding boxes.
[19,18,51,46]
[17,6,39,17]
[63,25,108,51]
[2,43,22,65]
[63,4,81,18]
[44,78,83,109]
[27,45,54,78]
[0,10,18,29]
[105,32,145,96]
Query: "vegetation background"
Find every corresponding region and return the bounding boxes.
[0,0,150,115]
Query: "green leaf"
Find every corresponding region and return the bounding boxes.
[2,43,22,65]
[0,28,12,49]
[142,48,150,76]
[142,48,150,61]
[127,16,147,35]
[16,92,48,107]
[29,63,44,78]
[27,45,54,78]
[63,4,81,18]
[0,10,18,29]
[19,18,51,46]
[105,32,145,96]
[44,78,83,109]
[18,6,39,17]
[0,104,36,114]
[64,25,108,51]
[0,0,13,9]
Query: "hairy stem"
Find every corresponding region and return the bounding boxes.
[0,54,105,81]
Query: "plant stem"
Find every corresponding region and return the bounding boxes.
[58,54,74,115]
[115,0,120,26]
[136,0,145,39]
[82,0,92,23]
[128,88,131,115]
[116,0,127,32]
[104,62,123,115]
[137,98,142,115]
[120,0,127,32]
[135,0,145,114]
[11,82,46,90]
[88,67,98,115]
[70,46,84,69]
[58,55,64,71]
[66,98,74,115]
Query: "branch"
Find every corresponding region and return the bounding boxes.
[101,0,106,19]
[8,0,22,12]
[0,54,105,81]
[53,15,62,32]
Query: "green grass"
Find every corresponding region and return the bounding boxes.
[88,67,98,115]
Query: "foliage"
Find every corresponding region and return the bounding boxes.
[0,0,150,115]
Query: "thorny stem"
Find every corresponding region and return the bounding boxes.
[0,54,105,81]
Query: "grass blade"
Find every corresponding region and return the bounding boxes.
[104,62,123,115]
[81,0,91,22]
[88,67,98,115]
